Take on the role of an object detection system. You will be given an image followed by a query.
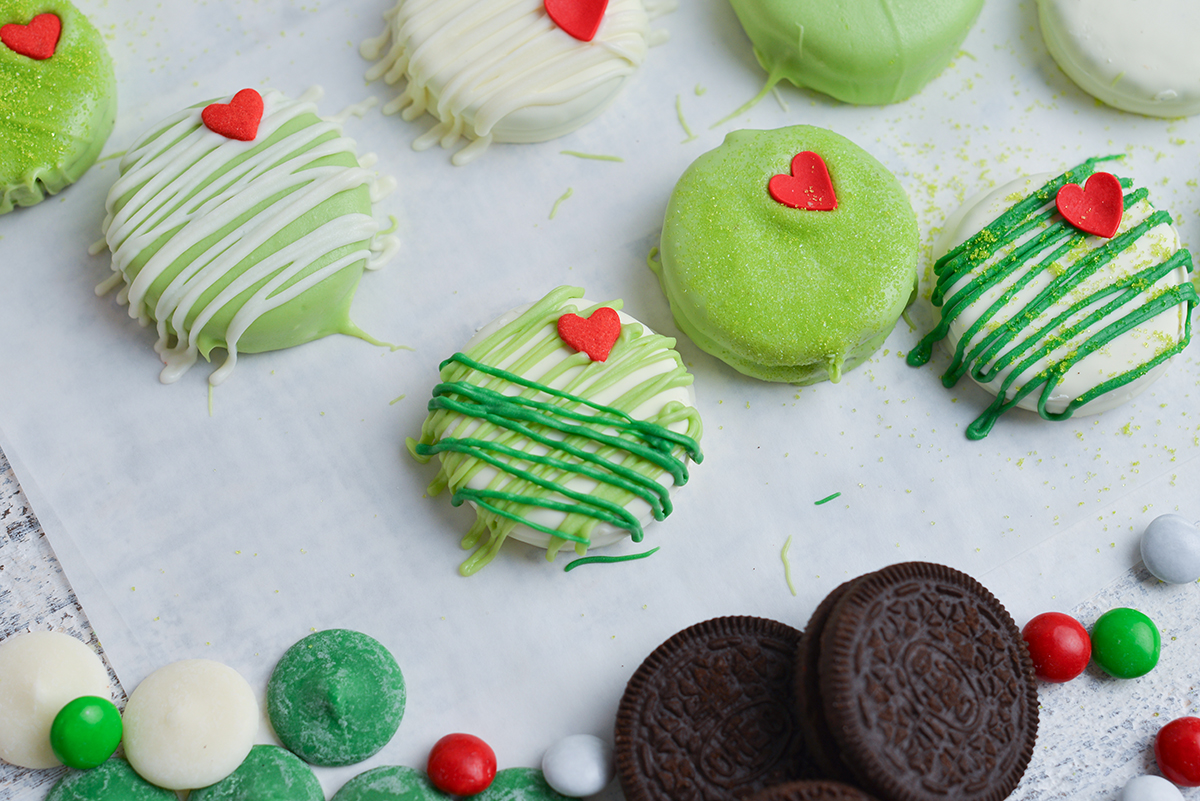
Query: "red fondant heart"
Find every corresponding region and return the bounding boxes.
[545,0,608,42]
[1056,171,1123,238]
[768,151,837,211]
[558,307,621,362]
[201,89,265,142]
[1,13,61,60]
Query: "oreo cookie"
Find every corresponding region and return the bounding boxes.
[747,780,881,801]
[809,562,1038,801]
[615,616,815,801]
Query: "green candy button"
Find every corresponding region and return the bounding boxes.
[50,696,122,769]
[1091,608,1161,679]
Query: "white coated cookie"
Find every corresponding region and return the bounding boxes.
[1038,0,1200,117]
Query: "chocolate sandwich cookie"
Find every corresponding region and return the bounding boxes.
[816,562,1038,801]
[615,616,815,801]
[794,579,859,782]
[746,780,881,801]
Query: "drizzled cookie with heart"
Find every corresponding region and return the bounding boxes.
[1,0,116,213]
[360,0,673,165]
[98,87,400,386]
[652,125,919,384]
[908,156,1198,439]
[408,286,703,575]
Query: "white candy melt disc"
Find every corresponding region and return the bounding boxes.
[123,659,258,790]
[0,631,111,769]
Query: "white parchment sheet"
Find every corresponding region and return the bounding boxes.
[2,0,1199,796]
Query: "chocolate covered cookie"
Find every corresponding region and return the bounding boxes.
[615,616,814,801]
[814,562,1038,801]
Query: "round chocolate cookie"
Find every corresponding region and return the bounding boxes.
[746,780,881,801]
[794,579,859,782]
[816,562,1038,801]
[267,629,406,767]
[615,616,814,801]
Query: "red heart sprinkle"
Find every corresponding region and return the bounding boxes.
[1,13,61,60]
[545,0,609,42]
[768,151,837,211]
[1055,171,1124,239]
[557,307,621,362]
[201,89,265,142]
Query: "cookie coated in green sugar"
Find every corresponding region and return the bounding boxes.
[653,125,918,384]
[267,629,406,767]
[725,0,983,106]
[0,0,116,213]
[331,765,452,801]
[190,745,324,801]
[46,757,176,801]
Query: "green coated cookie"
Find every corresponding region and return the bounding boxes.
[267,629,406,767]
[190,745,324,801]
[46,757,176,801]
[331,765,452,801]
[726,0,983,106]
[472,768,570,801]
[655,125,917,385]
[0,0,116,213]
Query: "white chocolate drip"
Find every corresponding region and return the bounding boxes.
[99,89,399,385]
[362,0,661,164]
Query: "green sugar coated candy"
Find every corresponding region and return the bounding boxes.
[46,757,176,801]
[656,125,917,384]
[49,695,122,770]
[470,768,570,801]
[267,629,406,767]
[1091,608,1161,679]
[332,765,452,801]
[190,745,324,801]
[725,0,984,105]
[0,0,117,213]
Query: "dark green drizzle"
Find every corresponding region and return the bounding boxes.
[564,547,660,572]
[908,158,1197,439]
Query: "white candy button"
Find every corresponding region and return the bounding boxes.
[542,734,613,797]
[1141,514,1200,584]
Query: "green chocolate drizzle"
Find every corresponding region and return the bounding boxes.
[564,546,659,572]
[408,287,703,576]
[909,157,1198,440]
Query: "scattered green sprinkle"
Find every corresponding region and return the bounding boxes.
[675,94,697,143]
[694,84,706,96]
[549,187,574,219]
[565,547,660,571]
[814,492,841,505]
[559,150,623,162]
[781,536,797,596]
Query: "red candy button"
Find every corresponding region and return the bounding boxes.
[202,88,265,141]
[1022,612,1091,682]
[1055,171,1123,238]
[428,733,497,796]
[1157,717,1200,787]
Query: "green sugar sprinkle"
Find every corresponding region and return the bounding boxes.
[560,150,623,162]
[814,492,841,505]
[781,535,797,596]
[549,187,573,219]
[675,95,697,143]
[565,547,660,572]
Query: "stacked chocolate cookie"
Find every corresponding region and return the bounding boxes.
[615,562,1038,801]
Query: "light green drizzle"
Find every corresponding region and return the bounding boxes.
[908,157,1198,440]
[564,547,659,572]
[675,94,697,143]
[408,287,703,575]
[549,187,573,219]
[781,535,796,596]
[814,492,841,505]
[559,151,623,162]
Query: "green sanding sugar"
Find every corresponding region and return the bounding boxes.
[471,769,570,801]
[46,758,175,801]
[267,629,406,767]
[331,765,451,801]
[190,745,324,801]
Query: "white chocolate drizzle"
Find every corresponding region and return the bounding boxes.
[98,88,399,385]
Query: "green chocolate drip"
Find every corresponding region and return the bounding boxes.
[909,158,1198,439]
[564,546,659,572]
[0,0,117,213]
[408,286,703,575]
[724,0,984,107]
